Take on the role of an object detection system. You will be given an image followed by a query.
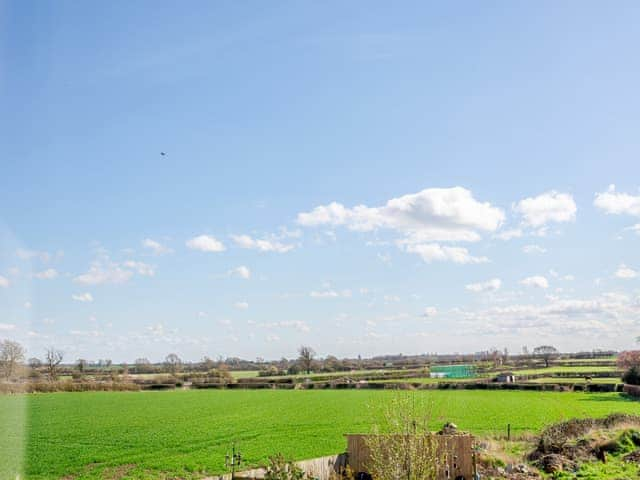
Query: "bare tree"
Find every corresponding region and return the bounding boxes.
[533,345,559,368]
[298,346,315,374]
[45,348,64,381]
[164,353,182,375]
[0,340,25,380]
[76,358,87,374]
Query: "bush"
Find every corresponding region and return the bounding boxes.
[623,366,640,386]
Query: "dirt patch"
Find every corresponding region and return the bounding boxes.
[528,414,640,473]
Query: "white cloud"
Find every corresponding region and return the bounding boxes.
[142,238,172,255]
[234,301,249,310]
[0,275,9,288]
[74,259,133,285]
[310,289,352,299]
[594,185,640,216]
[514,191,577,227]
[519,275,549,289]
[24,301,32,309]
[186,235,226,252]
[231,234,294,253]
[495,228,523,241]
[228,265,251,279]
[522,244,547,254]
[72,292,94,303]
[457,293,639,338]
[422,307,438,317]
[0,323,16,331]
[615,264,638,279]
[122,260,155,276]
[258,320,310,332]
[297,187,504,242]
[33,268,59,280]
[16,248,51,262]
[402,243,488,264]
[466,278,502,293]
[266,334,280,342]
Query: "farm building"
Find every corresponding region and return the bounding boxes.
[430,364,476,378]
[495,372,516,383]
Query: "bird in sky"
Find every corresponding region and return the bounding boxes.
[160,152,166,156]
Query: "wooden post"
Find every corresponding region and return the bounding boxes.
[507,423,511,441]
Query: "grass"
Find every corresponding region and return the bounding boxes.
[527,377,621,384]
[512,365,620,375]
[230,370,260,379]
[1,389,639,479]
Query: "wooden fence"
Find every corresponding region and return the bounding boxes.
[345,434,474,480]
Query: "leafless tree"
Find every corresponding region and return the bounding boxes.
[76,358,87,374]
[298,346,315,374]
[45,348,64,381]
[533,345,559,368]
[165,353,182,375]
[0,340,25,380]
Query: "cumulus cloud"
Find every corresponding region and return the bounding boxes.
[74,263,133,285]
[0,275,9,288]
[228,265,251,279]
[142,238,172,255]
[594,185,640,217]
[234,301,249,310]
[514,191,577,228]
[457,293,640,338]
[186,235,226,252]
[615,264,638,279]
[297,187,504,264]
[522,244,547,254]
[298,187,504,240]
[466,278,502,293]
[401,243,488,264]
[74,254,154,286]
[0,323,16,331]
[519,275,549,289]
[231,234,295,253]
[72,292,94,303]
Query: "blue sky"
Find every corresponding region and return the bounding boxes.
[1,2,640,362]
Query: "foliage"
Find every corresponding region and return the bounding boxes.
[617,350,640,370]
[264,454,307,480]
[622,366,640,385]
[533,345,559,367]
[365,394,439,480]
[3,390,640,479]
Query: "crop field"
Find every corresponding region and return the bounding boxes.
[1,389,639,480]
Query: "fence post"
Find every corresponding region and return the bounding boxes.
[507,423,511,441]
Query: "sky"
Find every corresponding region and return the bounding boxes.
[1,2,640,363]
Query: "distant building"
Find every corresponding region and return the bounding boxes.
[495,372,516,383]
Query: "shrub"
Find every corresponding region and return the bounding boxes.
[264,454,307,480]
[622,366,640,386]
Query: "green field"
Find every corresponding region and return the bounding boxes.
[512,365,620,375]
[1,389,639,479]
